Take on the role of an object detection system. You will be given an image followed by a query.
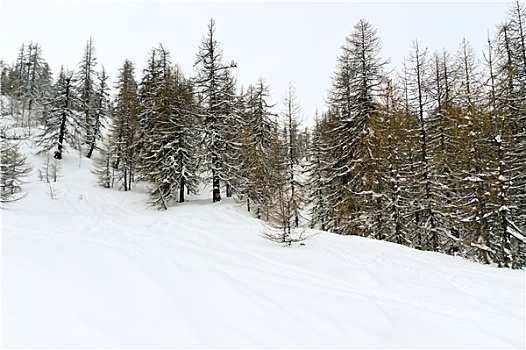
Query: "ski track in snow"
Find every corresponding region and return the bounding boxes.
[2,153,525,348]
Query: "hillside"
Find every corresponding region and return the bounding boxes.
[2,146,525,348]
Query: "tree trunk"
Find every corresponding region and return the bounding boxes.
[179,179,185,203]
[86,141,95,159]
[212,171,221,202]
[54,78,70,160]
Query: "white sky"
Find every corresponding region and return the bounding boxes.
[0,0,514,126]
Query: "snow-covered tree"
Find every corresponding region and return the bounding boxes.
[319,19,388,236]
[109,60,139,191]
[37,66,80,160]
[92,130,115,189]
[91,67,110,154]
[372,79,419,245]
[400,40,447,251]
[75,38,103,158]
[138,65,201,209]
[479,8,526,267]
[162,68,201,204]
[136,45,171,157]
[306,110,337,231]
[281,84,304,229]
[260,123,291,243]
[193,18,241,203]
[5,42,53,131]
[237,80,276,217]
[0,127,32,204]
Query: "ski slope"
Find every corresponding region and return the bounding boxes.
[2,151,525,348]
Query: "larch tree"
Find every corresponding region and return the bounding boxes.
[306,110,338,231]
[322,19,388,236]
[109,59,139,191]
[37,66,80,160]
[138,63,201,209]
[217,68,244,198]
[136,44,171,160]
[261,120,292,244]
[425,47,465,253]
[401,40,445,251]
[168,68,201,204]
[89,67,111,187]
[0,127,32,205]
[135,45,173,207]
[92,126,115,189]
[75,38,100,158]
[237,79,276,218]
[450,39,494,261]
[10,42,53,132]
[482,5,526,267]
[193,18,241,203]
[370,78,420,246]
[281,83,303,229]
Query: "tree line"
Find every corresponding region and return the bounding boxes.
[1,2,525,267]
[308,3,526,268]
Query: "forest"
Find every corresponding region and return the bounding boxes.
[1,1,525,269]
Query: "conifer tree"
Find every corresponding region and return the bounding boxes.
[306,111,336,231]
[133,47,200,208]
[91,67,110,155]
[218,69,244,198]
[481,10,526,267]
[321,19,388,236]
[373,79,420,245]
[172,69,202,204]
[26,44,52,124]
[136,45,170,157]
[92,130,115,189]
[1,61,17,98]
[0,127,32,204]
[193,18,241,202]
[296,127,311,162]
[237,80,276,217]
[261,122,292,243]
[424,47,470,253]
[135,45,172,204]
[402,40,447,251]
[281,84,303,228]
[37,66,80,160]
[14,43,26,98]
[9,42,53,132]
[110,60,139,191]
[75,38,102,158]
[449,39,493,261]
[138,65,200,209]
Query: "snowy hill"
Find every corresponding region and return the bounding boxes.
[2,149,525,348]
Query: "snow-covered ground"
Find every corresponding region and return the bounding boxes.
[2,148,525,348]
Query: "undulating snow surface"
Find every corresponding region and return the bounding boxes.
[2,152,525,348]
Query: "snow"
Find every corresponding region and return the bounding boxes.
[2,150,525,348]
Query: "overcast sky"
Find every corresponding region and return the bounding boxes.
[0,0,513,126]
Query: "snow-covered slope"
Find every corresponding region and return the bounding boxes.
[2,151,525,348]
